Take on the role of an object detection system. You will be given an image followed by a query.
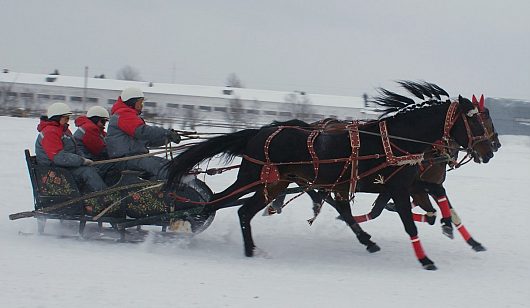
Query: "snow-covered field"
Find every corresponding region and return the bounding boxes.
[1,116,529,308]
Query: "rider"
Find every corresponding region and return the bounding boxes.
[35,102,107,192]
[73,106,117,182]
[105,87,181,180]
[73,106,110,161]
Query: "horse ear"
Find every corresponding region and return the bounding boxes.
[479,94,485,111]
[472,94,478,104]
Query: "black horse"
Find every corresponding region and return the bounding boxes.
[166,82,494,270]
[271,94,500,250]
[349,94,500,251]
[405,99,501,248]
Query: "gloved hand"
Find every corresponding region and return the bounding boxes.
[83,158,94,166]
[167,129,181,144]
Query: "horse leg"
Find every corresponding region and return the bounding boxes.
[386,185,437,225]
[427,184,484,249]
[307,190,326,216]
[426,184,454,239]
[449,202,486,252]
[392,189,437,270]
[410,192,437,225]
[238,188,269,257]
[332,199,380,253]
[270,193,286,214]
[265,182,290,215]
[353,190,391,223]
[382,191,437,225]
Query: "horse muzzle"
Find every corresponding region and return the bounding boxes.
[471,149,494,164]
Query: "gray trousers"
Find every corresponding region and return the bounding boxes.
[116,156,169,180]
[70,166,108,192]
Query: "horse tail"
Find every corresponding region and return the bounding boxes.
[166,128,259,187]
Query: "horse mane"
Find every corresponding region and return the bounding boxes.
[372,81,451,119]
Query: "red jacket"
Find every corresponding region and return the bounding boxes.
[106,97,169,157]
[74,116,107,158]
[110,98,145,136]
[36,120,70,161]
[35,119,83,167]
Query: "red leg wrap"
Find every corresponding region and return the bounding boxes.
[411,236,426,259]
[456,224,472,241]
[436,196,451,219]
[353,214,371,223]
[413,213,426,222]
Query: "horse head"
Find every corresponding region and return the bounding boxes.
[372,81,496,164]
[472,94,501,152]
[447,96,495,163]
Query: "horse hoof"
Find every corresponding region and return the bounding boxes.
[472,245,487,252]
[419,257,436,270]
[384,202,397,212]
[423,264,438,270]
[442,226,454,239]
[467,238,486,251]
[426,215,436,225]
[366,244,381,253]
[245,248,254,257]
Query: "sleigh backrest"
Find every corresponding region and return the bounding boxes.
[25,149,80,210]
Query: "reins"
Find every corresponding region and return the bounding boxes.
[91,140,202,166]
[357,129,466,154]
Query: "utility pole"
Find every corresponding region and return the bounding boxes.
[83,66,88,112]
[363,93,369,108]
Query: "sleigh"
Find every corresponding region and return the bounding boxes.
[9,149,217,241]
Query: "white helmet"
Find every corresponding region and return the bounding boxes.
[47,102,72,118]
[87,106,109,119]
[120,87,144,101]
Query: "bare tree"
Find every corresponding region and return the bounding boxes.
[20,87,35,111]
[0,82,17,114]
[225,96,246,131]
[226,73,244,88]
[116,65,142,81]
[285,92,314,122]
[181,106,200,130]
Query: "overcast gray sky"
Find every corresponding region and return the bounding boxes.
[2,0,529,100]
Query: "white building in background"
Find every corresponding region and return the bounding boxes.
[0,70,379,129]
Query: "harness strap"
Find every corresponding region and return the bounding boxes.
[262,127,284,202]
[379,121,424,165]
[443,102,459,141]
[307,129,320,182]
[308,124,362,224]
[348,123,360,199]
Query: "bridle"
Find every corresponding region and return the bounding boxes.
[442,101,490,155]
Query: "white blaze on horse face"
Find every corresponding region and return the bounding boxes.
[466,108,479,117]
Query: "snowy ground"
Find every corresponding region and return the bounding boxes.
[0,116,529,308]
